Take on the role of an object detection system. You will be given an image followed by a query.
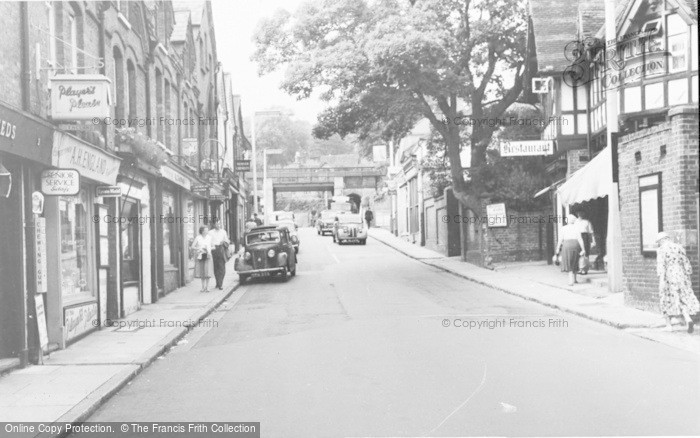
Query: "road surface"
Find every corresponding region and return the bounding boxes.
[85,227,700,437]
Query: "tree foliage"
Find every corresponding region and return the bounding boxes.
[252,0,531,212]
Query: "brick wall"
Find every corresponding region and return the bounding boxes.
[619,105,700,312]
[475,203,547,264]
[567,148,590,177]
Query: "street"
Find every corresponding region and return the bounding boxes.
[85,228,700,437]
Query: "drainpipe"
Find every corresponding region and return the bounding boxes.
[20,1,31,111]
[605,0,624,293]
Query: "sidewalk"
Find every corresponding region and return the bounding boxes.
[369,228,700,354]
[0,260,241,428]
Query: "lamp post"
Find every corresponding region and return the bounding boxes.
[251,110,283,216]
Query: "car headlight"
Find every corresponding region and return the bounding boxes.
[244,252,252,260]
[267,249,276,258]
[291,236,299,243]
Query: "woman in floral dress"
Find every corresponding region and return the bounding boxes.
[656,232,699,333]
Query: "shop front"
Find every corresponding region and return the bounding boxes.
[0,103,54,364]
[45,131,121,348]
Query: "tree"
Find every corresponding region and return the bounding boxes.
[253,0,530,215]
[255,115,312,165]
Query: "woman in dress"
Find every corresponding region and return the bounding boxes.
[190,225,214,292]
[555,214,587,286]
[576,211,596,275]
[656,232,699,333]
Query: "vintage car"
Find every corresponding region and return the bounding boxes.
[235,225,297,282]
[272,220,300,253]
[332,213,367,245]
[316,210,337,235]
[272,210,297,229]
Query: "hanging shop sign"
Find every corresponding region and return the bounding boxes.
[500,140,554,157]
[35,217,48,293]
[234,160,251,172]
[209,186,228,201]
[52,131,121,184]
[41,169,80,195]
[64,302,98,342]
[160,165,192,191]
[191,183,210,197]
[0,103,54,165]
[96,185,122,197]
[49,74,111,121]
[486,203,508,228]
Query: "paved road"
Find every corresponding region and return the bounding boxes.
[86,228,700,437]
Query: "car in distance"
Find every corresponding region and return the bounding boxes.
[235,225,297,282]
[333,213,367,245]
[272,220,300,254]
[316,210,337,236]
[272,211,297,229]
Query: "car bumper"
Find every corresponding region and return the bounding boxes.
[337,231,367,240]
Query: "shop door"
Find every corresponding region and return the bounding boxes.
[0,158,23,359]
[120,198,141,316]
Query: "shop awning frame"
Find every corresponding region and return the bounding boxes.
[556,146,612,206]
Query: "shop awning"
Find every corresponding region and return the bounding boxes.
[534,178,565,198]
[556,146,612,205]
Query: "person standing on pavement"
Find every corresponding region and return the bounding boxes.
[555,214,587,287]
[208,217,230,291]
[253,213,263,226]
[576,210,596,275]
[364,208,374,229]
[191,226,213,292]
[656,232,699,333]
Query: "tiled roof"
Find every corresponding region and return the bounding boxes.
[579,0,606,37]
[170,10,190,43]
[529,0,580,73]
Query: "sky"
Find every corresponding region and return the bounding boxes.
[211,0,325,124]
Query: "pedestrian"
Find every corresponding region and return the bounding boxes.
[209,217,230,291]
[555,214,587,286]
[576,210,596,275]
[656,232,699,333]
[364,207,374,229]
[191,225,214,292]
[253,213,263,226]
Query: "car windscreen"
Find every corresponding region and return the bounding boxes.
[320,212,335,220]
[338,215,362,224]
[246,231,281,245]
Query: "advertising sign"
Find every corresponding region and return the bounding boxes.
[95,185,122,197]
[50,75,111,120]
[500,140,554,157]
[64,302,98,342]
[35,217,48,293]
[234,160,251,172]
[0,103,54,165]
[486,203,508,228]
[191,184,209,197]
[160,165,192,190]
[41,169,80,195]
[52,131,121,184]
[35,295,49,351]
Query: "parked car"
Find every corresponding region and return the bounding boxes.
[272,220,300,254]
[235,225,297,282]
[333,213,367,245]
[316,210,337,235]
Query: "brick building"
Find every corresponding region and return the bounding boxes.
[0,1,249,369]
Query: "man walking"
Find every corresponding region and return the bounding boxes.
[208,217,230,290]
[364,208,374,229]
[253,213,263,226]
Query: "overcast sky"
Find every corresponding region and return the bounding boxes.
[211,0,324,124]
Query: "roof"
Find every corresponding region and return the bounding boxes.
[170,10,190,43]
[172,0,205,26]
[578,0,606,37]
[528,0,580,73]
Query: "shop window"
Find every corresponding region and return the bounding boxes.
[644,82,664,109]
[668,78,688,105]
[162,191,177,266]
[59,191,93,303]
[639,173,662,256]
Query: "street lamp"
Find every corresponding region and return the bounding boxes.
[251,110,283,215]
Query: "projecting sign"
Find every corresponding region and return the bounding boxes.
[50,74,111,120]
[41,169,80,195]
[35,217,48,293]
[500,140,554,157]
[486,203,508,228]
[96,186,122,197]
[234,160,251,172]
